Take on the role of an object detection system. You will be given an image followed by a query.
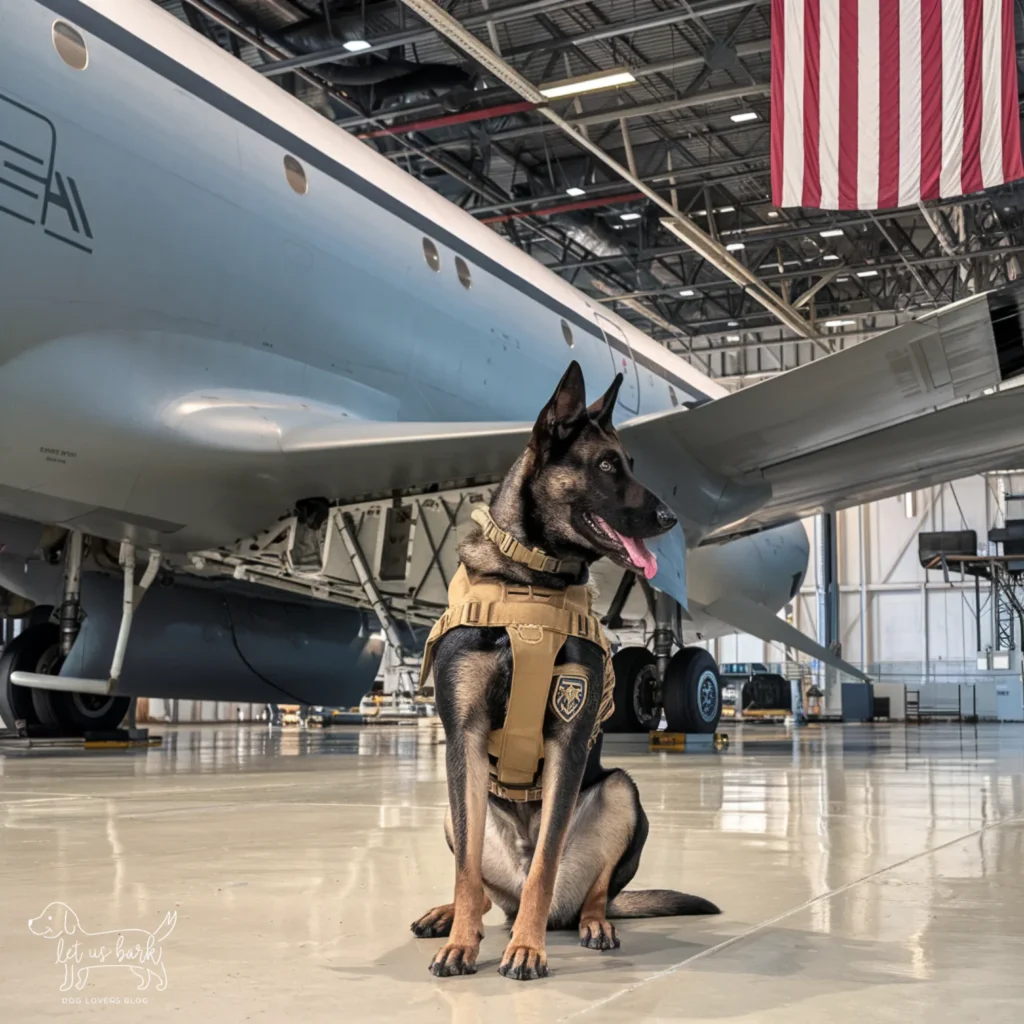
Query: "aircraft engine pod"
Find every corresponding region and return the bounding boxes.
[0,574,383,736]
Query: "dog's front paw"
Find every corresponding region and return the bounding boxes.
[429,941,479,977]
[579,918,620,951]
[497,942,548,981]
[411,904,454,938]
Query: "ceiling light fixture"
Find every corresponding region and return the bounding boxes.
[727,320,739,327]
[539,67,636,99]
[343,39,372,52]
[717,205,735,213]
[726,335,741,341]
[730,111,759,123]
[565,186,586,197]
[824,319,856,327]
[857,269,879,278]
[725,242,745,251]
[679,289,695,297]
[619,211,641,221]
[819,228,844,238]
[767,210,780,218]
[823,253,840,261]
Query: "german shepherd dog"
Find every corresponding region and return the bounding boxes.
[411,361,719,980]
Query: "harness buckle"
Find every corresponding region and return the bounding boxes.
[460,601,481,625]
[511,623,545,644]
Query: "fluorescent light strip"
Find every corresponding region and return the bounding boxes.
[824,319,856,327]
[343,39,372,52]
[565,186,586,197]
[619,212,641,221]
[725,242,745,251]
[819,228,844,238]
[539,69,636,99]
[856,269,879,278]
[730,111,759,123]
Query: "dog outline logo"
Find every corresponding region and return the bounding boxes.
[551,674,587,722]
[28,901,175,992]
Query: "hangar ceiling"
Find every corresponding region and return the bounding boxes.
[153,0,1024,381]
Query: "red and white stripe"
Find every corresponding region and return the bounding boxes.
[771,0,1024,209]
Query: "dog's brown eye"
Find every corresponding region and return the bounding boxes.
[599,459,614,472]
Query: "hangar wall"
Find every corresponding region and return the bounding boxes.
[717,472,1024,681]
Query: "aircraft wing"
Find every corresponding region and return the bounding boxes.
[619,286,1024,541]
[167,396,531,501]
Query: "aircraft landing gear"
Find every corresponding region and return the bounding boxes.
[0,539,159,738]
[604,648,660,732]
[604,590,722,735]
[663,648,721,733]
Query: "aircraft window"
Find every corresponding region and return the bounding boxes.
[455,257,472,289]
[561,320,574,348]
[283,155,308,195]
[53,21,88,70]
[422,237,441,272]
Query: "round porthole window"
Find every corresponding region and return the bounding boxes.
[423,237,441,272]
[283,155,308,195]
[455,256,472,289]
[53,21,88,70]
[561,319,574,348]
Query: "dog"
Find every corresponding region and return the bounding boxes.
[411,360,719,981]
[28,901,175,991]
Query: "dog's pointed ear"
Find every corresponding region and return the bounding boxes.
[533,360,587,441]
[587,373,622,429]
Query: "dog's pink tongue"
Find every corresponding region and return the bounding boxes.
[597,523,657,580]
[621,535,658,580]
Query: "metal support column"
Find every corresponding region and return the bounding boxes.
[816,512,840,713]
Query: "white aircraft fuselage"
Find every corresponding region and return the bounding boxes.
[0,0,808,644]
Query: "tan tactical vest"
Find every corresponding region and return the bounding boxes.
[419,509,615,803]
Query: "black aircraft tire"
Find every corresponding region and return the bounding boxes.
[0,627,50,732]
[10,622,129,735]
[604,647,661,733]
[663,648,722,734]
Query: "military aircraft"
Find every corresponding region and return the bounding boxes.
[1,0,1023,737]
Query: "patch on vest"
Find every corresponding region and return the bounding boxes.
[551,674,587,722]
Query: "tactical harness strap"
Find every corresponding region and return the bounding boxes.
[469,506,583,577]
[420,559,615,803]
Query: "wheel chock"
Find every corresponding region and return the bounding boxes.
[649,731,729,751]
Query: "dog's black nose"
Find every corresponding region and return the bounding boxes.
[656,505,678,530]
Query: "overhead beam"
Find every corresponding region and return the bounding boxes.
[256,0,766,76]
[396,0,816,342]
[568,83,770,128]
[792,268,843,309]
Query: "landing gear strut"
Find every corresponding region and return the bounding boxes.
[0,539,161,737]
[605,590,722,734]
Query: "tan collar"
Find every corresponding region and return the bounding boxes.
[470,506,582,576]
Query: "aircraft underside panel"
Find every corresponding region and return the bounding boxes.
[190,486,668,632]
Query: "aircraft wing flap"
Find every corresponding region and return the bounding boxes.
[724,385,1024,536]
[625,288,1023,479]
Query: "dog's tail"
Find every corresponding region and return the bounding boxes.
[607,889,720,919]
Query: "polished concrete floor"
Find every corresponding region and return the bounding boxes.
[2,722,1023,1021]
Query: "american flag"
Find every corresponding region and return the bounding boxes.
[771,0,1024,209]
